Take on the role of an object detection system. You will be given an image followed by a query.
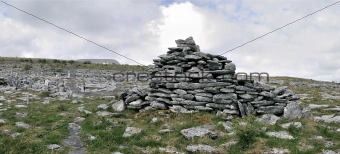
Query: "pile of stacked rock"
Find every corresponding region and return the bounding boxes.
[119,37,300,117]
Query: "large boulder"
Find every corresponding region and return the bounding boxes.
[180,125,217,140]
[112,100,126,112]
[283,102,302,119]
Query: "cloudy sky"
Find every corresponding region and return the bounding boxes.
[1,0,340,81]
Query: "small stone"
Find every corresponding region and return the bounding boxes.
[266,131,294,139]
[150,117,158,123]
[280,122,302,129]
[84,110,93,115]
[169,105,194,113]
[314,136,324,140]
[15,105,27,108]
[321,150,336,154]
[68,123,82,136]
[78,107,84,112]
[123,127,142,137]
[221,121,234,132]
[125,94,140,103]
[97,111,113,116]
[221,141,237,147]
[15,112,28,117]
[62,136,83,148]
[129,99,143,107]
[158,147,182,154]
[10,133,21,139]
[273,86,288,96]
[307,104,328,109]
[186,144,216,153]
[0,119,7,123]
[59,112,69,116]
[257,114,280,125]
[42,100,50,104]
[301,108,314,119]
[47,144,62,150]
[74,117,85,123]
[88,134,96,141]
[15,122,30,129]
[98,104,109,110]
[159,129,172,134]
[180,125,217,139]
[264,148,290,154]
[151,101,168,110]
[325,141,334,147]
[71,100,78,104]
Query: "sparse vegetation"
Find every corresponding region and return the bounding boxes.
[39,91,51,98]
[232,113,263,150]
[0,58,340,153]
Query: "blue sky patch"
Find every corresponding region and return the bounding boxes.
[160,0,176,6]
[3,12,8,17]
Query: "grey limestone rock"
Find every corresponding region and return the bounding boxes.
[186,144,216,153]
[257,114,280,125]
[273,86,288,96]
[112,100,126,112]
[131,87,150,97]
[129,99,143,107]
[123,127,142,137]
[151,101,168,110]
[10,133,21,139]
[195,95,213,102]
[280,122,302,129]
[62,136,83,148]
[124,94,140,103]
[257,106,285,115]
[15,122,30,129]
[283,102,302,119]
[181,125,217,140]
[173,89,187,95]
[224,62,236,71]
[266,131,294,139]
[238,101,246,117]
[314,115,340,123]
[46,144,62,150]
[194,106,213,111]
[97,104,109,110]
[0,119,7,123]
[68,123,82,136]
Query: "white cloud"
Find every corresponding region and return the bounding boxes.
[1,0,340,81]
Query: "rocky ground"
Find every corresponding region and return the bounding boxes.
[0,75,339,153]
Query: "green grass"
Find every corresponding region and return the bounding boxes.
[1,66,340,153]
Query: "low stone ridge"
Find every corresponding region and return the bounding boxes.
[120,37,302,117]
[186,144,216,153]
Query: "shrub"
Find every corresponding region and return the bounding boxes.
[288,123,301,136]
[23,64,31,71]
[39,91,51,98]
[68,60,75,64]
[53,59,60,63]
[28,58,33,63]
[38,59,47,63]
[232,113,263,150]
[83,61,91,64]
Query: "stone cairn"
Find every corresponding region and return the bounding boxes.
[119,37,300,117]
